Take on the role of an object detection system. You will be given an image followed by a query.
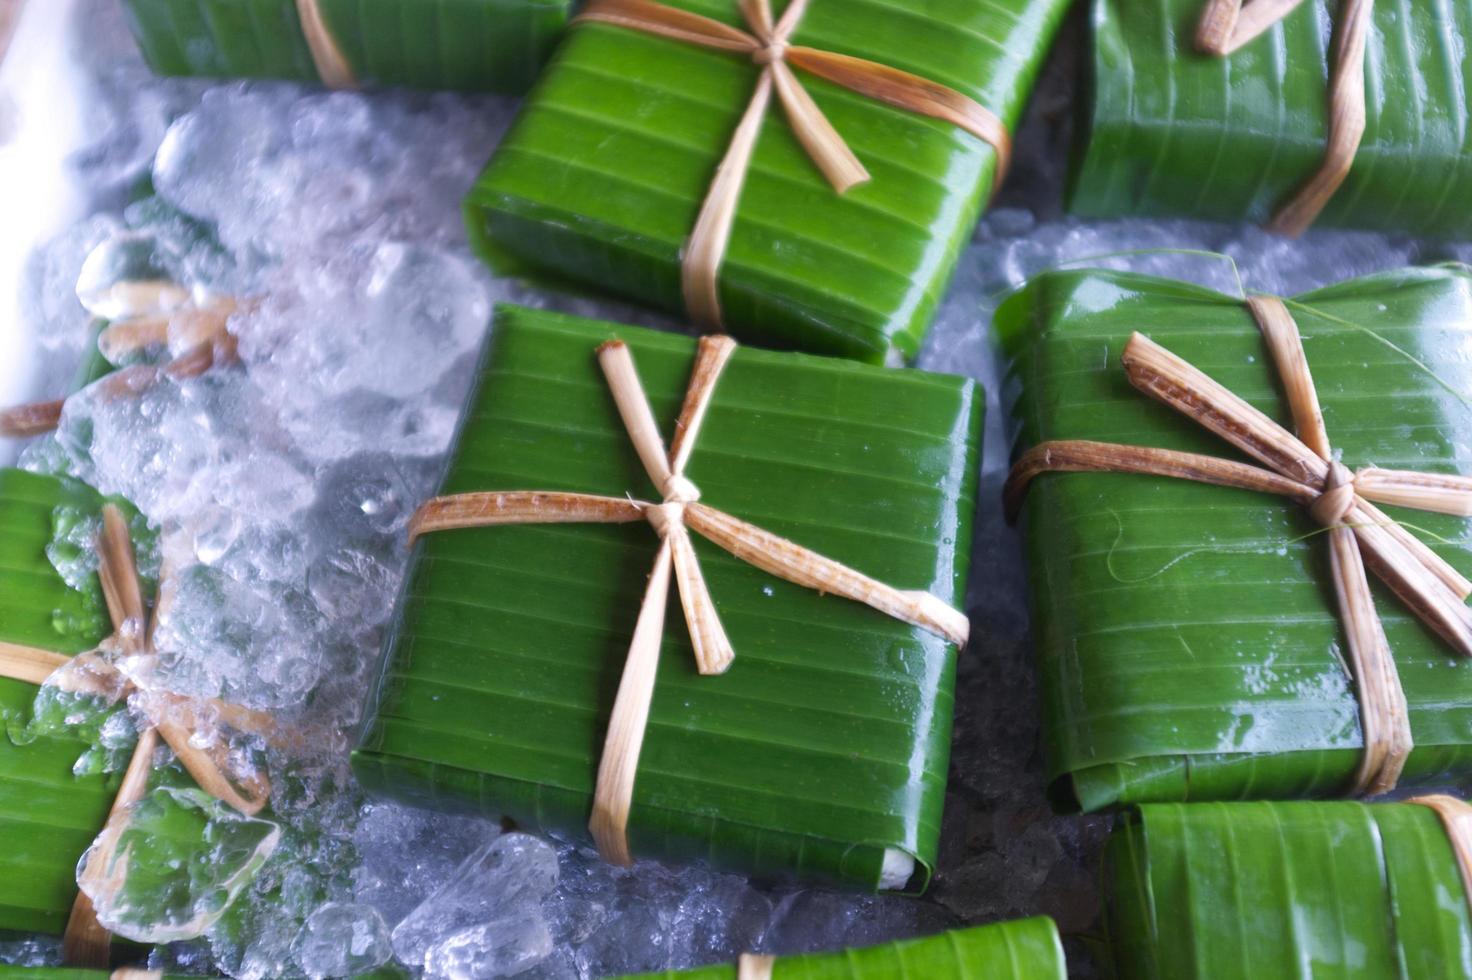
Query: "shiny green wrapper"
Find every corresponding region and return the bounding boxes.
[121,0,568,93]
[997,265,1472,812]
[0,469,124,936]
[615,917,1066,979]
[465,0,1071,363]
[1105,801,1472,977]
[352,305,982,890]
[1069,0,1472,238]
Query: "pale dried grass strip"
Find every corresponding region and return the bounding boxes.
[99,504,147,656]
[64,727,158,965]
[0,641,69,685]
[589,540,673,865]
[1355,468,1472,518]
[598,341,680,491]
[737,953,777,980]
[1003,439,1314,521]
[1195,0,1308,55]
[409,491,645,545]
[680,69,775,328]
[1269,0,1371,236]
[293,0,357,89]
[97,315,170,362]
[787,47,1012,190]
[687,503,970,647]
[1409,794,1472,916]
[0,398,63,437]
[669,336,738,472]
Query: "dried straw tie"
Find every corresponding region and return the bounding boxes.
[293,0,357,88]
[737,953,777,980]
[0,282,240,439]
[1195,0,1373,236]
[1005,296,1472,797]
[573,0,1011,329]
[408,336,970,864]
[1410,794,1472,915]
[0,506,279,965]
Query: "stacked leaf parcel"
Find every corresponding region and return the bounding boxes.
[119,0,570,93]
[0,469,280,960]
[997,264,1472,812]
[1105,798,1472,977]
[465,0,1071,363]
[616,917,1066,979]
[354,306,982,890]
[1070,0,1472,238]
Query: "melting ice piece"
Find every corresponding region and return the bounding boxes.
[390,832,559,977]
[77,784,280,942]
[294,902,392,978]
[422,910,553,980]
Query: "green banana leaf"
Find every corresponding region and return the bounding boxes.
[0,468,125,936]
[353,304,982,890]
[614,917,1066,979]
[0,469,277,947]
[120,0,569,94]
[1105,800,1472,977]
[1069,0,1472,238]
[464,0,1071,363]
[996,264,1472,812]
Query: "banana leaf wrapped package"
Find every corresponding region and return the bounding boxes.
[0,469,281,962]
[1104,798,1472,977]
[615,917,1066,979]
[119,0,569,93]
[1069,0,1472,238]
[353,305,982,890]
[997,264,1472,812]
[464,0,1071,362]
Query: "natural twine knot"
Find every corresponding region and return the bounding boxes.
[662,473,701,504]
[751,40,787,65]
[1310,461,1357,527]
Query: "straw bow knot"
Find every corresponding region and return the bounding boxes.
[409,334,970,865]
[1310,461,1358,527]
[1007,295,1472,798]
[574,0,1012,327]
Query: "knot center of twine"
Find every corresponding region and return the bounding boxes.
[751,40,787,65]
[1310,461,1357,527]
[648,474,701,537]
[662,473,701,504]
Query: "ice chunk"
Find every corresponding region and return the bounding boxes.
[390,833,559,975]
[78,783,281,943]
[423,911,553,980]
[293,902,391,978]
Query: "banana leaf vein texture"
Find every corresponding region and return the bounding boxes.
[1069,0,1472,238]
[352,305,982,890]
[615,916,1066,979]
[996,264,1472,812]
[0,469,125,935]
[1105,801,1472,978]
[464,0,1071,363]
[120,0,569,93]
